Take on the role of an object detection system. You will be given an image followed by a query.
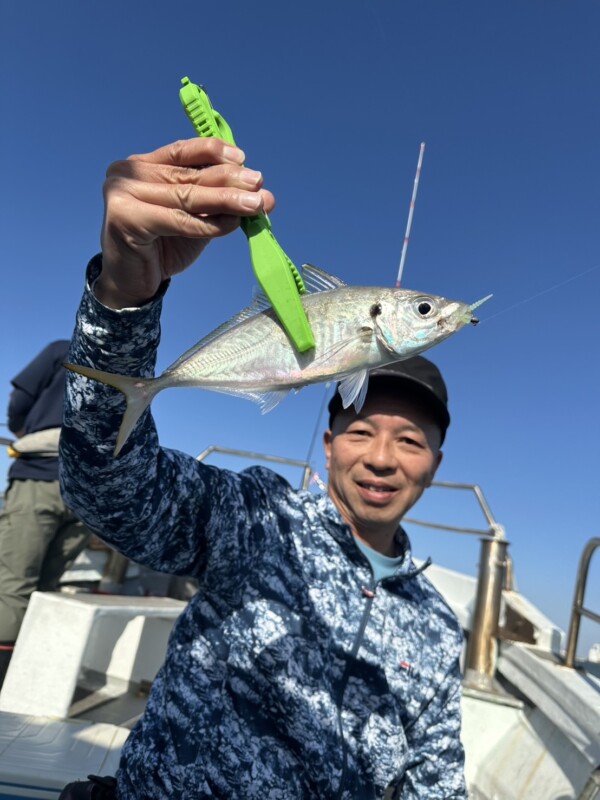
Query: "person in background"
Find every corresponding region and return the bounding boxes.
[0,340,92,687]
[59,137,466,798]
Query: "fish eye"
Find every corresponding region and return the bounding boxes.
[414,297,436,317]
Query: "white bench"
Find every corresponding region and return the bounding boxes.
[0,592,184,719]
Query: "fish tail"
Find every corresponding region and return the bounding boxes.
[64,363,160,456]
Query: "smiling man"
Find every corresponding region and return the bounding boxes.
[59,136,466,799]
[324,360,446,559]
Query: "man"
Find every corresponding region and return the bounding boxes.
[59,137,466,798]
[0,340,92,686]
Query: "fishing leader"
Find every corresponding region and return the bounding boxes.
[59,137,467,799]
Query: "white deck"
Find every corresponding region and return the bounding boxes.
[0,714,127,798]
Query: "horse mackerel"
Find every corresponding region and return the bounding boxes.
[66,264,489,455]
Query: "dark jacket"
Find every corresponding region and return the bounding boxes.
[8,339,69,481]
[60,258,466,799]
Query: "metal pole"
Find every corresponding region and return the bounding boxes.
[196,445,315,491]
[100,549,130,591]
[464,537,509,689]
[565,537,600,668]
[301,465,312,490]
[504,552,515,591]
[577,768,600,800]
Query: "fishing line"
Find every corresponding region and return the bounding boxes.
[305,382,333,467]
[480,263,600,324]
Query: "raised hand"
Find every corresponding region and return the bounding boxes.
[95,138,275,308]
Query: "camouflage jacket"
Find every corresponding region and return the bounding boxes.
[60,257,466,799]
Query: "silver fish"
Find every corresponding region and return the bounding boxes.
[66,264,491,455]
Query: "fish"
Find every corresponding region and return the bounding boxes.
[66,264,491,455]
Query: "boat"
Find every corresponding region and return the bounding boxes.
[0,445,598,799]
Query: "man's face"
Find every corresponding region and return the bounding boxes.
[323,390,443,553]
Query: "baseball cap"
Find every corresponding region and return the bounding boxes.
[327,355,450,443]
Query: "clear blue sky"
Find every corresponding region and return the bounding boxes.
[2,1,599,656]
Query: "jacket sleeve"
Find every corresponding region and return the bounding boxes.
[59,256,261,578]
[7,386,32,435]
[7,342,62,434]
[397,655,467,799]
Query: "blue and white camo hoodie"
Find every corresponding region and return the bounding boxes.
[60,257,467,799]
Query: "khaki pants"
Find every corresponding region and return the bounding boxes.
[0,479,92,641]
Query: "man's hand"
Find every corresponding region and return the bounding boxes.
[95,138,276,309]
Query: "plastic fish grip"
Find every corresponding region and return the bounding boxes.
[179,77,315,352]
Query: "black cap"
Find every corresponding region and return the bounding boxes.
[327,355,450,442]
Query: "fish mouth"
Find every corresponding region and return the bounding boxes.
[466,294,493,324]
[445,294,493,328]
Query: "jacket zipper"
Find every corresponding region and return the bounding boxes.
[334,580,377,800]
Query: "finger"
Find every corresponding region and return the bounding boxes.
[107,198,244,242]
[108,159,266,193]
[127,137,245,168]
[106,160,275,210]
[106,177,269,217]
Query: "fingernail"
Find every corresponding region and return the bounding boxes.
[239,168,262,188]
[223,145,245,164]
[240,192,262,210]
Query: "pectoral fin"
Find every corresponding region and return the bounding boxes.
[307,328,374,372]
[338,369,370,411]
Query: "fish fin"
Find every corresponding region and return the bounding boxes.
[199,296,268,338]
[164,266,344,376]
[338,369,370,411]
[373,321,402,356]
[308,327,374,371]
[207,386,290,413]
[248,288,273,312]
[64,363,159,457]
[166,296,270,372]
[301,263,347,293]
[256,389,290,413]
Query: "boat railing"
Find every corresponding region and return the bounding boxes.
[2,444,511,689]
[564,537,600,668]
[196,445,314,489]
[405,481,509,691]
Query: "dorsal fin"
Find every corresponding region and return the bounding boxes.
[166,295,271,373]
[301,263,347,293]
[165,265,347,375]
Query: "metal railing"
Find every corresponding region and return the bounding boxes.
[196,445,313,489]
[405,480,505,539]
[407,481,509,690]
[4,439,511,686]
[96,446,316,592]
[565,537,600,668]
